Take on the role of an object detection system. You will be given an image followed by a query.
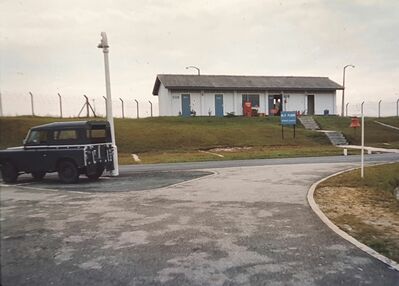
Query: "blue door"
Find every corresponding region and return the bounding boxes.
[215,94,224,117]
[181,94,191,116]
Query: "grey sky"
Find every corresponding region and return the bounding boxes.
[1,0,398,117]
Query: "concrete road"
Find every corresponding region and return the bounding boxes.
[1,161,399,285]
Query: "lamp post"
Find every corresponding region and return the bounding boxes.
[185,66,200,75]
[378,100,382,118]
[98,32,119,176]
[58,93,62,118]
[148,100,153,117]
[345,102,349,117]
[341,64,355,117]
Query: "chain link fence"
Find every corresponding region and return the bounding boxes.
[0,92,159,118]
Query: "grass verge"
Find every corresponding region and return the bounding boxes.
[315,163,399,262]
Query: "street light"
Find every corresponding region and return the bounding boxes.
[98,32,119,176]
[341,64,355,117]
[186,66,200,75]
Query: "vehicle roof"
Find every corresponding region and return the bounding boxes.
[31,120,110,131]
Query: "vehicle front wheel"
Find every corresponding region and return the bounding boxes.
[32,171,46,180]
[86,166,105,180]
[1,162,18,183]
[58,160,79,184]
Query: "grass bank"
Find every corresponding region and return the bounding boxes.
[315,116,399,148]
[315,163,399,262]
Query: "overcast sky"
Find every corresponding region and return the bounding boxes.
[1,0,398,117]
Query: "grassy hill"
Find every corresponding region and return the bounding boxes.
[314,116,399,148]
[1,115,397,164]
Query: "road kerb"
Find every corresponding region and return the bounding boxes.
[307,167,399,272]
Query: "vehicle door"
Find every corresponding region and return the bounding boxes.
[23,130,50,172]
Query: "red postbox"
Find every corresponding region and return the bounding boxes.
[350,117,361,128]
[243,101,252,117]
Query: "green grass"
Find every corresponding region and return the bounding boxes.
[319,163,399,195]
[314,116,399,148]
[0,116,330,153]
[0,115,392,164]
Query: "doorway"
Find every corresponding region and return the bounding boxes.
[181,94,191,116]
[268,95,283,116]
[215,94,224,117]
[307,95,315,115]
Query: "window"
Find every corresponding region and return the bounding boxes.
[26,130,48,144]
[242,94,260,107]
[53,130,78,141]
[87,129,106,139]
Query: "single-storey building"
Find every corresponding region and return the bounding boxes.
[152,74,343,117]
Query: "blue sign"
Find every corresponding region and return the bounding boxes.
[281,111,297,125]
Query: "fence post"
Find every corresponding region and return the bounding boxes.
[135,99,139,119]
[119,98,124,118]
[0,91,3,117]
[148,100,153,117]
[345,102,349,117]
[378,100,382,118]
[103,96,107,117]
[58,93,63,118]
[29,91,35,116]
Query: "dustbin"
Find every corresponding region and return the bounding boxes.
[324,109,329,115]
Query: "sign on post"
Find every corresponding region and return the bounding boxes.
[280,111,297,139]
[281,111,297,125]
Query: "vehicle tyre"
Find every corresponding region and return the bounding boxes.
[86,165,105,180]
[1,161,18,183]
[58,160,79,184]
[32,171,46,180]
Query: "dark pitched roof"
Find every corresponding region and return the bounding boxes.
[153,74,343,95]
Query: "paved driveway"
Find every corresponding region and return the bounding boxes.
[1,162,398,285]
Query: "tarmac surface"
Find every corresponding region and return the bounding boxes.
[1,157,399,285]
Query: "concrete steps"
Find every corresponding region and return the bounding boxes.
[298,116,320,130]
[325,131,349,146]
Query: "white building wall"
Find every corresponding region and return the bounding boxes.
[314,92,336,115]
[157,86,337,116]
[284,93,306,113]
[157,83,170,116]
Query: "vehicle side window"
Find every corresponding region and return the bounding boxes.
[87,129,106,139]
[53,130,78,141]
[26,130,48,144]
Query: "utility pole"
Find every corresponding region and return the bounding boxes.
[148,100,153,117]
[341,64,355,116]
[98,32,119,176]
[119,98,124,118]
[58,93,63,118]
[378,100,382,118]
[135,99,139,119]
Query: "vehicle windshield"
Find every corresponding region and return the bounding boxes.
[26,130,48,145]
